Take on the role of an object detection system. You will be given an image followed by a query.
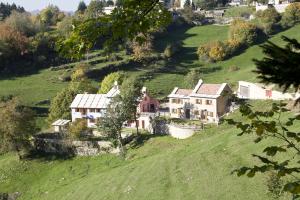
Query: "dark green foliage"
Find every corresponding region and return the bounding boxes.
[184,68,201,89]
[226,102,300,195]
[255,7,281,34]
[84,0,105,19]
[77,1,87,13]
[0,2,25,21]
[254,37,300,93]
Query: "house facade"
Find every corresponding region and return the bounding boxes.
[168,80,232,123]
[70,83,160,130]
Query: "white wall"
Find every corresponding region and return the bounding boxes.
[167,124,198,139]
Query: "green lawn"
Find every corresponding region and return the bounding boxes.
[0,101,297,200]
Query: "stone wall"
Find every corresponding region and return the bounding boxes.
[34,138,120,156]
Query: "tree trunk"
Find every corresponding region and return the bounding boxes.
[117,131,125,158]
[135,113,139,136]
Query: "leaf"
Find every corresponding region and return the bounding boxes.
[263,146,286,156]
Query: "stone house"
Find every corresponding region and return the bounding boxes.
[168,80,232,123]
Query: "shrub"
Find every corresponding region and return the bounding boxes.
[163,41,182,58]
[229,19,258,46]
[131,34,153,61]
[197,41,228,62]
[255,7,281,34]
[68,119,90,139]
[281,2,300,28]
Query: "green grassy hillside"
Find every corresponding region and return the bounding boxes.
[0,101,298,200]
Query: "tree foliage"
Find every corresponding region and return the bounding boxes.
[99,71,125,94]
[0,98,37,157]
[254,37,300,94]
[59,0,172,59]
[281,2,300,28]
[184,69,201,89]
[229,19,258,46]
[84,0,105,19]
[0,2,25,21]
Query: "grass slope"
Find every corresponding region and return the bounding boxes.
[0,101,298,200]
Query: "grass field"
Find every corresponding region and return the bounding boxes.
[0,101,298,200]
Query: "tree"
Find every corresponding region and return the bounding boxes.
[98,71,125,93]
[255,7,281,34]
[69,119,90,139]
[84,0,105,19]
[0,2,25,20]
[281,2,300,28]
[77,1,87,13]
[0,98,37,158]
[229,19,258,46]
[39,5,63,26]
[106,0,115,6]
[184,0,191,8]
[0,24,29,69]
[184,69,201,89]
[120,76,143,136]
[98,96,127,157]
[227,37,300,197]
[254,37,300,95]
[59,0,171,59]
[131,33,153,61]
[4,11,39,37]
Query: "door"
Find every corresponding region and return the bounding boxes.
[185,109,191,119]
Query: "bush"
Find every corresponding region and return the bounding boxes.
[163,41,182,58]
[197,41,228,62]
[255,7,281,34]
[68,119,90,139]
[98,71,125,93]
[281,2,300,28]
[229,19,258,46]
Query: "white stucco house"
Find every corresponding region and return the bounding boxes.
[168,79,233,123]
[237,81,299,100]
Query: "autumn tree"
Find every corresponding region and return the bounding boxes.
[0,98,37,158]
[229,19,258,46]
[281,2,300,28]
[131,33,153,61]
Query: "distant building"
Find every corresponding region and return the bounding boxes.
[168,80,232,123]
[237,81,298,100]
[255,0,292,13]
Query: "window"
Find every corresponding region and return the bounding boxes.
[206,100,213,105]
[194,110,199,115]
[75,108,79,112]
[96,109,101,113]
[89,108,95,113]
[80,108,87,115]
[196,99,202,104]
[89,118,95,123]
[208,112,214,117]
[172,109,177,114]
[171,99,183,104]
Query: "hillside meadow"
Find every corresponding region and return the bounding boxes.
[0,101,298,200]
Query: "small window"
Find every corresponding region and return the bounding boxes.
[208,112,214,117]
[75,108,79,112]
[206,100,213,105]
[172,109,177,114]
[96,109,101,113]
[89,108,95,113]
[172,99,177,103]
[194,110,199,115]
[196,99,202,104]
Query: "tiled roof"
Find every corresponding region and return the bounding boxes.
[196,84,222,95]
[175,89,193,96]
